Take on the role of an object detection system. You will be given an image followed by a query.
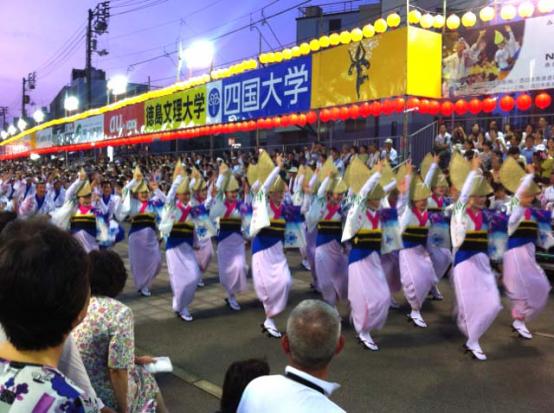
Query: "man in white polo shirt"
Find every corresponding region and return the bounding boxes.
[238,299,345,413]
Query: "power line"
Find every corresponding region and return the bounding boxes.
[111,0,169,17]
[103,0,305,73]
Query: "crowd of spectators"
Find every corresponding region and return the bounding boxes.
[0,215,344,412]
[433,116,554,210]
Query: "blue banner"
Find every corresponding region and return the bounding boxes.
[209,56,312,123]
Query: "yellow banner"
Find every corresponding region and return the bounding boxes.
[407,27,442,98]
[311,27,441,108]
[144,85,207,132]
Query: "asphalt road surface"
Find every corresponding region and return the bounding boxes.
[114,242,554,413]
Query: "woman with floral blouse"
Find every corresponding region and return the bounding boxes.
[73,250,167,413]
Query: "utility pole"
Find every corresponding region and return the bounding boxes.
[85,2,110,110]
[86,9,93,111]
[0,107,8,129]
[21,72,36,120]
[22,77,27,119]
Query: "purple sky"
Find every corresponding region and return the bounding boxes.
[0,0,312,122]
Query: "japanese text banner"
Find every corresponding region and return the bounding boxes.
[213,56,312,123]
[144,85,207,132]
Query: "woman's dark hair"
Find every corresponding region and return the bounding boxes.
[0,218,90,351]
[89,249,128,298]
[0,211,17,234]
[220,359,270,413]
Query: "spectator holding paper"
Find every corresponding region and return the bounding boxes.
[72,249,168,413]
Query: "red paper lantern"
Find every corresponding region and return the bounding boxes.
[468,98,482,115]
[499,95,515,112]
[330,107,340,121]
[264,118,273,129]
[419,99,430,114]
[516,94,532,111]
[428,100,440,116]
[454,99,468,115]
[339,106,350,120]
[306,111,317,124]
[535,92,552,110]
[289,113,299,125]
[247,120,256,130]
[406,97,420,110]
[440,101,454,116]
[320,109,331,122]
[360,102,371,117]
[297,113,307,126]
[280,115,291,127]
[482,97,496,113]
[349,104,360,119]
[370,101,382,116]
[257,119,265,129]
[395,98,406,112]
[272,116,282,128]
[382,99,394,115]
[227,123,237,133]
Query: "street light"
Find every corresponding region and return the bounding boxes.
[7,124,17,135]
[64,96,79,112]
[17,118,27,132]
[181,39,215,70]
[33,109,45,123]
[0,131,8,140]
[107,74,128,97]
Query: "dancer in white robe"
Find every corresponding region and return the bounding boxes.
[210,166,248,311]
[159,162,202,322]
[500,158,552,340]
[250,152,292,338]
[450,154,502,361]
[116,167,166,297]
[342,159,404,350]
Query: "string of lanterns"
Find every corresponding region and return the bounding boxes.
[259,1,554,66]
[4,92,553,160]
[410,0,554,30]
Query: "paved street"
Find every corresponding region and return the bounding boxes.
[115,242,554,413]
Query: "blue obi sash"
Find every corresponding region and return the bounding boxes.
[316,220,342,247]
[218,217,242,242]
[348,229,382,264]
[166,221,194,249]
[402,226,429,248]
[507,220,537,250]
[70,215,96,237]
[129,213,156,236]
[252,219,286,254]
[454,230,488,266]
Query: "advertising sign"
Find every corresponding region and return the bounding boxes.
[74,115,104,143]
[144,85,207,132]
[104,102,145,139]
[53,123,75,146]
[442,15,554,97]
[311,29,407,108]
[214,55,311,122]
[35,127,53,149]
[311,27,441,108]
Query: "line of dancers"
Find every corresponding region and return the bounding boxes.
[2,149,552,361]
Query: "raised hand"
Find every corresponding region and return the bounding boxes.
[471,155,481,171]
